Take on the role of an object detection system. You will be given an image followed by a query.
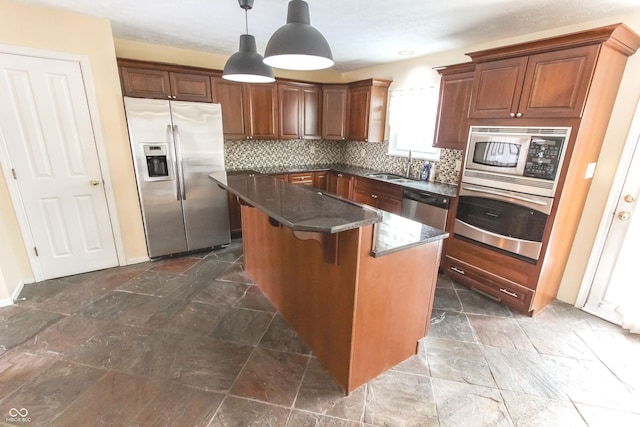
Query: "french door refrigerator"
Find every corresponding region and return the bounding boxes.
[124,97,230,258]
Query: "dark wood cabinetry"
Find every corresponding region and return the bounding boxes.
[468,45,599,119]
[315,171,328,191]
[322,85,349,140]
[347,79,392,142]
[211,78,278,139]
[278,82,322,139]
[433,63,475,150]
[444,23,640,315]
[327,171,354,199]
[353,177,403,214]
[211,77,247,139]
[289,172,314,185]
[119,61,212,102]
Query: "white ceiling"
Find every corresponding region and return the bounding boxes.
[17,0,640,71]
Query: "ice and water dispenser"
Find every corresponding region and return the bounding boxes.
[142,144,171,181]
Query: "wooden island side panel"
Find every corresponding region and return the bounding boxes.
[240,205,440,393]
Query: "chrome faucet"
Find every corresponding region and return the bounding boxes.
[405,150,413,178]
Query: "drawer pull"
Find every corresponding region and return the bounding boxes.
[371,194,378,199]
[450,266,465,275]
[499,288,519,298]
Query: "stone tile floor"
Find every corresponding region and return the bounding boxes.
[1,240,639,426]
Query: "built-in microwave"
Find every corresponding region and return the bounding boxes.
[462,126,571,197]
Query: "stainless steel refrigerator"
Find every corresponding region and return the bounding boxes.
[124,97,230,258]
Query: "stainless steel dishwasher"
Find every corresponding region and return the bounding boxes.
[401,189,450,230]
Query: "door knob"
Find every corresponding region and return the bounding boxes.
[618,211,631,221]
[90,179,100,186]
[624,194,636,203]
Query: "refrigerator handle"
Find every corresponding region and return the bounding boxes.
[173,125,187,200]
[168,124,181,201]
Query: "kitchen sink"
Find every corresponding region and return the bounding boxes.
[366,172,406,180]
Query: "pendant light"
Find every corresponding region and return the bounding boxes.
[223,0,275,83]
[264,0,334,71]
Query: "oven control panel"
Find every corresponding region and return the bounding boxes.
[523,136,564,180]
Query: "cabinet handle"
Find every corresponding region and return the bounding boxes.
[371,194,378,199]
[516,112,522,118]
[499,288,519,298]
[509,112,515,118]
[337,173,343,177]
[450,266,465,275]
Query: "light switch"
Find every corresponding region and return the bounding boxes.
[310,145,315,154]
[585,162,596,179]
[455,160,461,172]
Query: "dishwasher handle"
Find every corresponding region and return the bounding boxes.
[403,190,450,209]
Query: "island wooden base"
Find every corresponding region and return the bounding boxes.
[241,206,441,394]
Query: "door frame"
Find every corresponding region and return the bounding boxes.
[0,44,126,281]
[575,98,640,309]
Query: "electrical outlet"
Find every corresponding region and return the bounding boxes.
[455,159,461,172]
[585,162,596,179]
[361,148,366,157]
[310,145,315,154]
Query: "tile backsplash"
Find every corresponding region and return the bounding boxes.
[225,139,462,184]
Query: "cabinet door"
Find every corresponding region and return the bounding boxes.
[212,77,247,139]
[170,72,212,102]
[302,86,322,139]
[278,83,301,139]
[314,171,328,191]
[246,83,279,139]
[329,172,353,198]
[518,45,598,118]
[433,69,474,150]
[469,57,528,119]
[227,191,242,234]
[120,66,171,99]
[322,86,348,140]
[348,86,371,141]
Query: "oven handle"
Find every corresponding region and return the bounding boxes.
[462,185,549,207]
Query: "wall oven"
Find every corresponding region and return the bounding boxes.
[454,185,552,261]
[456,126,571,262]
[463,126,571,197]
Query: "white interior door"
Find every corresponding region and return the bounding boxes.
[0,53,118,280]
[582,121,640,331]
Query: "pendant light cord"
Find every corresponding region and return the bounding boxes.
[245,9,249,35]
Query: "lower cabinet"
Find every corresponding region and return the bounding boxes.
[315,171,328,191]
[353,177,403,215]
[227,191,242,236]
[327,171,354,199]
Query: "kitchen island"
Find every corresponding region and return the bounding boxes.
[210,172,448,393]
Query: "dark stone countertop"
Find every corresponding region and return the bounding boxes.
[210,171,382,234]
[210,171,448,256]
[229,163,459,198]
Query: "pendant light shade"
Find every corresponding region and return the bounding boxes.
[223,0,275,83]
[223,34,275,83]
[264,0,334,71]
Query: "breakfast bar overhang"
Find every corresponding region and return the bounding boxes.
[210,172,448,393]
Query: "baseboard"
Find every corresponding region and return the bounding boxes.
[11,280,25,303]
[0,280,25,307]
[127,256,150,265]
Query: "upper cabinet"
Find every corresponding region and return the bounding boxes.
[212,77,279,140]
[468,45,599,119]
[347,79,392,142]
[433,63,475,150]
[119,60,213,103]
[278,81,322,140]
[322,85,349,140]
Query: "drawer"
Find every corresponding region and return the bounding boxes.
[445,256,534,314]
[289,173,314,185]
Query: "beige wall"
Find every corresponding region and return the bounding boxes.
[0,0,148,299]
[115,39,345,83]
